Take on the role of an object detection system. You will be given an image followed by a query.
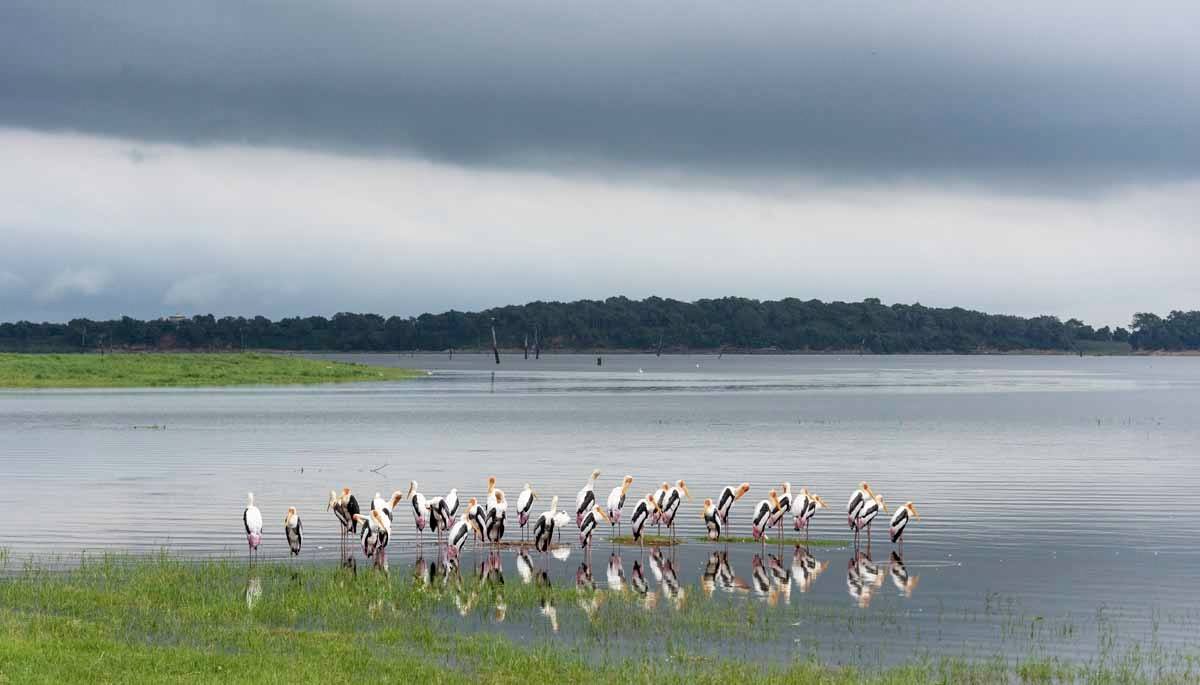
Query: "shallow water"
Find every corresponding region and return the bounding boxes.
[2,353,1199,665]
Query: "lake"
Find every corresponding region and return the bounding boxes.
[2,353,1198,667]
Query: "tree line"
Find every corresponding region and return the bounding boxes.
[0,296,1192,353]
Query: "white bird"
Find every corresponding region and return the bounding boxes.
[660,479,691,542]
[793,487,828,537]
[466,497,487,545]
[847,482,884,545]
[284,506,302,557]
[533,495,560,553]
[327,487,360,555]
[355,509,391,560]
[427,495,452,541]
[579,505,610,550]
[629,494,660,546]
[652,482,670,534]
[767,482,794,533]
[486,489,507,545]
[516,483,537,540]
[447,512,480,561]
[701,498,722,541]
[605,475,634,536]
[444,488,460,518]
[371,492,387,516]
[716,483,751,525]
[889,501,921,550]
[243,493,263,563]
[405,481,427,539]
[751,489,779,542]
[576,469,601,527]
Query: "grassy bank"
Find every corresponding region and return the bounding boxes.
[0,352,420,388]
[0,555,1194,683]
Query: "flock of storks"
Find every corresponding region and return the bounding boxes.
[240,472,922,565]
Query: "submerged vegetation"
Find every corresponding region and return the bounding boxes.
[9,297,1196,354]
[0,352,419,388]
[0,554,1195,683]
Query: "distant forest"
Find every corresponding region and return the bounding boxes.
[1,297,1197,353]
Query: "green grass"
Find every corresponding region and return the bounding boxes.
[702,536,844,547]
[0,555,1196,683]
[0,352,421,388]
[609,535,682,546]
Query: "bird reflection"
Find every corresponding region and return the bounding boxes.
[413,554,428,587]
[648,548,665,582]
[244,575,261,610]
[607,552,626,592]
[766,554,791,605]
[791,545,829,593]
[515,550,535,584]
[481,552,504,585]
[846,550,885,608]
[701,552,721,597]
[660,558,684,609]
[889,551,920,597]
[575,561,595,591]
[715,550,750,594]
[551,545,571,562]
[630,560,657,610]
[540,597,560,632]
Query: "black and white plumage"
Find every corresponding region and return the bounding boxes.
[652,482,670,531]
[444,488,460,518]
[467,497,487,542]
[578,505,609,549]
[605,475,634,535]
[516,483,537,536]
[701,498,723,541]
[793,488,828,533]
[847,482,879,533]
[486,489,507,544]
[629,494,659,545]
[889,501,921,545]
[328,487,361,536]
[243,493,263,562]
[750,490,778,542]
[889,551,919,597]
[406,481,427,536]
[533,495,560,553]
[660,479,690,541]
[427,496,452,540]
[575,469,601,527]
[284,506,302,556]
[767,482,793,531]
[356,509,392,559]
[716,483,751,525]
[447,513,480,560]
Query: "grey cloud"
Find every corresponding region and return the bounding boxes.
[33,267,112,303]
[2,2,1198,187]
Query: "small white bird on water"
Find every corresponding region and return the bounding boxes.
[243,493,263,564]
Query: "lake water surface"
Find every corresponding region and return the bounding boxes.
[2,353,1199,667]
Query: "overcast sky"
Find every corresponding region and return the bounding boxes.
[2,1,1198,327]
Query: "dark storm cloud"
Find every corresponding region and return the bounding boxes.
[3,1,1198,185]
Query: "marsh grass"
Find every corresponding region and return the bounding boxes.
[0,352,420,388]
[697,536,844,547]
[608,535,682,546]
[0,555,1196,683]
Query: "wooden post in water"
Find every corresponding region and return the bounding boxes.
[656,334,664,357]
[524,334,529,360]
[491,324,500,365]
[534,324,541,360]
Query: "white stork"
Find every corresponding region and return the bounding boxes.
[243,493,262,564]
[284,506,302,557]
[629,494,660,547]
[660,480,690,542]
[716,482,750,525]
[701,497,722,541]
[533,495,560,554]
[575,469,601,527]
[751,489,778,543]
[326,487,360,555]
[793,487,827,538]
[889,501,921,551]
[578,505,610,551]
[847,482,885,545]
[405,481,427,540]
[605,475,634,536]
[767,482,794,535]
[516,483,537,540]
[447,512,481,561]
[486,489,507,546]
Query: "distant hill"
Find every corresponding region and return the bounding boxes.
[1,296,1193,353]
